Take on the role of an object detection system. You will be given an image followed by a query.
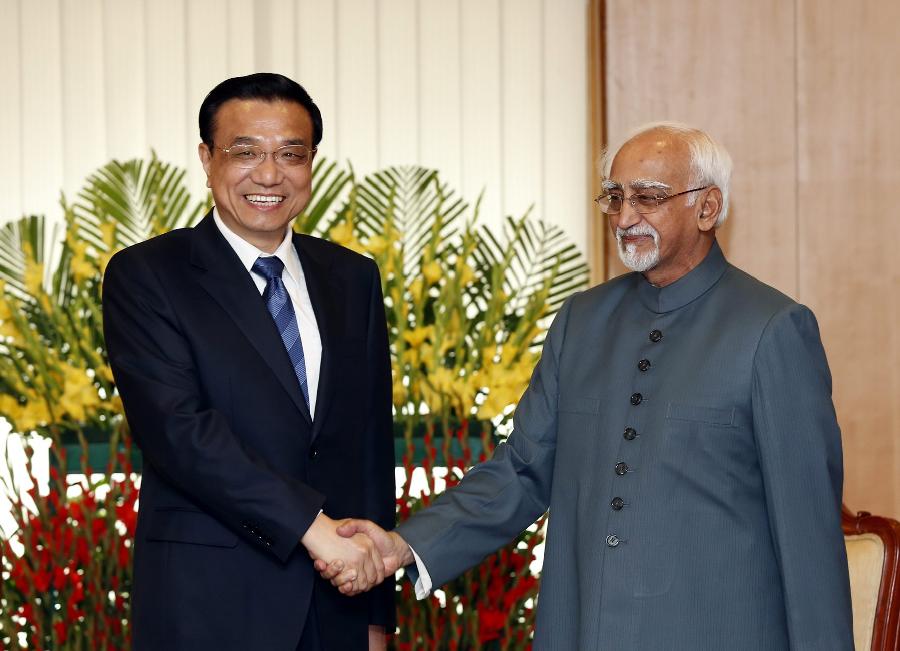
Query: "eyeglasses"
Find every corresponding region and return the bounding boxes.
[215,143,316,169]
[594,185,710,214]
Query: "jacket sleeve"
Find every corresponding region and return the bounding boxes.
[360,261,397,629]
[396,295,575,590]
[751,303,854,650]
[103,248,325,563]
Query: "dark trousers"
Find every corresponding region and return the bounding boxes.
[296,595,323,651]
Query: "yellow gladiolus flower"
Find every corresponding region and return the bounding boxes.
[58,364,99,423]
[365,234,388,256]
[457,262,475,286]
[100,221,117,248]
[17,398,52,432]
[329,222,364,253]
[401,347,420,367]
[24,260,44,295]
[476,389,516,421]
[408,278,424,300]
[392,380,408,406]
[402,326,434,348]
[0,319,19,339]
[0,295,14,322]
[422,261,442,286]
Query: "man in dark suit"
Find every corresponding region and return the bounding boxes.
[103,73,395,650]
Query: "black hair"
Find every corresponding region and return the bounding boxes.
[198,72,323,147]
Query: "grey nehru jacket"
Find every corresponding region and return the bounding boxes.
[397,241,854,650]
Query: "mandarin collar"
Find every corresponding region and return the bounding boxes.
[635,240,728,314]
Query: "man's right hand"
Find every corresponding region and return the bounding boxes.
[301,513,385,594]
[314,519,414,596]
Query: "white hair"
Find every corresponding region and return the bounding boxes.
[599,121,733,227]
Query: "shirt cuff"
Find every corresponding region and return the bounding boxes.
[409,545,433,600]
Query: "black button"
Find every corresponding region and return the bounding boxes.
[623,427,637,440]
[606,534,620,548]
[611,497,625,511]
[308,445,319,460]
[615,462,629,476]
[638,359,651,372]
[649,329,663,343]
[630,393,643,405]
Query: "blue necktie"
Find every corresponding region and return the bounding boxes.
[252,256,310,410]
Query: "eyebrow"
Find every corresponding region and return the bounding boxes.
[228,136,308,146]
[601,179,623,192]
[630,179,672,192]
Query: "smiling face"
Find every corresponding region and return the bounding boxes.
[607,129,721,286]
[199,99,316,253]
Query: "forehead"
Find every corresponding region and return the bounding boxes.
[608,130,690,184]
[212,98,313,143]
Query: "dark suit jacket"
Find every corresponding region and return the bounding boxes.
[103,213,396,650]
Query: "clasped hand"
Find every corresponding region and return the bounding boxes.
[301,513,386,594]
[303,515,412,596]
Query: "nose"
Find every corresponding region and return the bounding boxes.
[613,198,642,231]
[250,153,283,186]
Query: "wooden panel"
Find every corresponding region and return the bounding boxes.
[0,0,23,221]
[603,0,797,296]
[102,0,147,162]
[797,0,900,519]
[419,0,463,191]
[587,0,606,282]
[334,0,379,173]
[543,0,589,254]
[460,0,503,232]
[376,0,419,167]
[20,0,64,224]
[500,0,543,222]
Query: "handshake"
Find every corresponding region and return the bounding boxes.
[301,513,414,596]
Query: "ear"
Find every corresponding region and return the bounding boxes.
[198,143,213,185]
[697,187,723,232]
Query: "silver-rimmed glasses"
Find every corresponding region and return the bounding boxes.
[215,143,316,169]
[594,185,710,214]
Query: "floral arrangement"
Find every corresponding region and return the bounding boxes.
[0,157,587,650]
[0,443,137,650]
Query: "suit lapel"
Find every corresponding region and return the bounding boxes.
[293,233,338,441]
[189,213,313,424]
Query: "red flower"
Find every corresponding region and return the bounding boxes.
[33,569,52,593]
[53,622,68,644]
[52,564,67,590]
[477,606,507,643]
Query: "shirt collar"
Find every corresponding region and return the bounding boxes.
[213,208,304,284]
[635,239,729,314]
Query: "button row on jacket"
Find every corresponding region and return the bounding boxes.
[242,521,273,547]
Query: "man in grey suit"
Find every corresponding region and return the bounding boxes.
[320,122,854,649]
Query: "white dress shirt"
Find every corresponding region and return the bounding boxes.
[213,209,322,418]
